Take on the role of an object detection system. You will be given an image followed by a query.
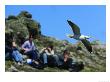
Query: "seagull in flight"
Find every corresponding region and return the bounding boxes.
[67,20,92,53]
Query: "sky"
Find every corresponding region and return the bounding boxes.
[5,5,106,44]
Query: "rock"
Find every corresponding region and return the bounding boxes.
[8,65,19,72]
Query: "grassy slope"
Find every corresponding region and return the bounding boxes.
[5,36,106,72]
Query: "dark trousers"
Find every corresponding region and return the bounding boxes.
[26,50,38,60]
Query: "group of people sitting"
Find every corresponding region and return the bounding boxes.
[5,35,84,72]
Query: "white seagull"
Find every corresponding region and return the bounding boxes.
[67,20,92,53]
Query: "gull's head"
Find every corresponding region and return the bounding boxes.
[66,34,74,38]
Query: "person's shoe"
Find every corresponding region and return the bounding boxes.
[17,62,21,66]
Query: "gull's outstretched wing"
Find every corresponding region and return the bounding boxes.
[67,20,81,35]
[81,39,92,53]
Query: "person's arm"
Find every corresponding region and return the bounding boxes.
[64,57,68,62]
[12,41,17,47]
[39,48,46,54]
[51,50,54,55]
[33,45,36,50]
[21,41,30,52]
[21,42,26,50]
[45,49,51,55]
[46,48,54,55]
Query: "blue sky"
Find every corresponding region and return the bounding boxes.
[5,5,106,44]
